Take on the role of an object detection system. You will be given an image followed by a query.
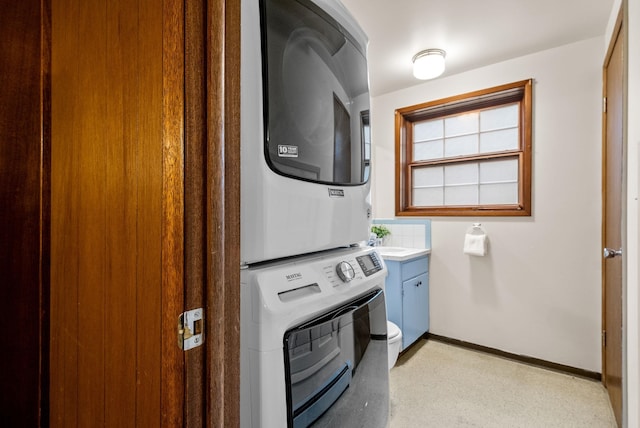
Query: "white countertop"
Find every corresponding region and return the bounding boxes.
[374,246,431,262]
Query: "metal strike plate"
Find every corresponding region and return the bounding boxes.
[178,308,204,351]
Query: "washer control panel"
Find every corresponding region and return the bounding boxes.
[335,261,356,282]
[355,252,383,277]
[315,248,386,287]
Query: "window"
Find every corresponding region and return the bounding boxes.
[395,79,532,216]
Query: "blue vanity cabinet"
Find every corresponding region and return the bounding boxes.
[384,255,429,350]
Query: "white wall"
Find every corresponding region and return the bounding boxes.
[371,37,603,371]
[616,0,640,425]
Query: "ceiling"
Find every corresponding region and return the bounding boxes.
[340,0,614,96]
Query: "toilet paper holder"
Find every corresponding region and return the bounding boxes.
[466,223,486,235]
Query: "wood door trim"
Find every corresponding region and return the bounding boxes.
[205,0,241,426]
[183,0,242,425]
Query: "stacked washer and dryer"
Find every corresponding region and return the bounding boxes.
[240,0,391,427]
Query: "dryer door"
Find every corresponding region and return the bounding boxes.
[261,0,371,185]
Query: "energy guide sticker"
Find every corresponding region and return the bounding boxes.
[278,145,298,158]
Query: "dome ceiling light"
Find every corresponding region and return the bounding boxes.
[412,49,446,80]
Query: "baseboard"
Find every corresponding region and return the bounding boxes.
[425,333,601,382]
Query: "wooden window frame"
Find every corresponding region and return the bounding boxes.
[395,79,533,216]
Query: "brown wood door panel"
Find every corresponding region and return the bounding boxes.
[603,15,624,428]
[49,0,79,422]
[51,0,180,425]
[161,0,186,426]
[49,0,241,425]
[138,0,166,424]
[184,0,207,423]
[2,0,239,424]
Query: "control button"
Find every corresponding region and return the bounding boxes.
[335,261,356,283]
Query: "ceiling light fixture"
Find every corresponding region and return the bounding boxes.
[412,49,446,80]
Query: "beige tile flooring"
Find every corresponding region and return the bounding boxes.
[389,339,617,427]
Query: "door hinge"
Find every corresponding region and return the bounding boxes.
[602,330,606,347]
[178,308,204,351]
[603,97,607,113]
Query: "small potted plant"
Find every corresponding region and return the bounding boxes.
[370,225,391,246]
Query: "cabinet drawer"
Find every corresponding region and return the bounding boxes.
[401,256,428,279]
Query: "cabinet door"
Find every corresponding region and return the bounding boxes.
[401,273,429,349]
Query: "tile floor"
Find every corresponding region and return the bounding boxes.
[389,339,618,427]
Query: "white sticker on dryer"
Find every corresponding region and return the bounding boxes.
[278,145,298,158]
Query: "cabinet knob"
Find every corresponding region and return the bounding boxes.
[415,281,421,287]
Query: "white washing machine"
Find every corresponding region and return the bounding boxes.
[241,0,373,265]
[240,246,389,427]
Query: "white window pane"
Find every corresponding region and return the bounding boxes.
[413,187,444,206]
[444,185,478,205]
[480,128,519,153]
[445,134,478,157]
[414,119,443,142]
[479,158,518,183]
[364,143,371,159]
[413,166,443,187]
[480,104,519,131]
[444,163,478,185]
[414,140,444,161]
[479,182,518,204]
[445,112,478,137]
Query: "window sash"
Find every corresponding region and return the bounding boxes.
[411,156,520,207]
[411,103,521,162]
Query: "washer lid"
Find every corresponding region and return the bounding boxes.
[387,321,400,339]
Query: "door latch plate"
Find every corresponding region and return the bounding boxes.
[178,308,204,351]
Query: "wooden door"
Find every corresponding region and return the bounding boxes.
[49,0,240,426]
[0,0,50,425]
[602,14,624,428]
[50,0,182,424]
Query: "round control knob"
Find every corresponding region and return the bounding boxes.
[336,261,356,282]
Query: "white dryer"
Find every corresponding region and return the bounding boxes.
[241,0,372,264]
[240,246,389,427]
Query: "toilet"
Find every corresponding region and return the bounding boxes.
[387,321,402,369]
